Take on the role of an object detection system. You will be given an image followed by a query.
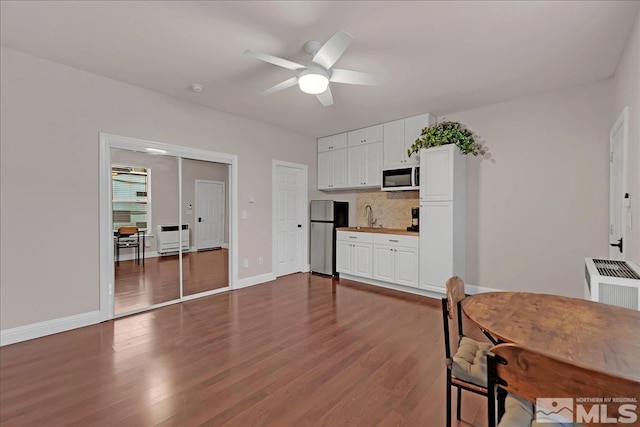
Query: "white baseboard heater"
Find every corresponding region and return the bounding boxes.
[157,224,189,255]
[584,258,640,310]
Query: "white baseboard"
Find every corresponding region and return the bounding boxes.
[1,310,102,347]
[117,250,159,261]
[234,272,276,289]
[303,264,311,273]
[338,275,503,299]
[465,283,503,294]
[117,244,230,261]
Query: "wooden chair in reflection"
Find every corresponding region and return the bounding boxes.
[487,343,639,427]
[115,226,144,266]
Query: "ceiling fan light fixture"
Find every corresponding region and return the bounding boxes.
[298,72,329,95]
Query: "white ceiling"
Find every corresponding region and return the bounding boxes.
[1,1,638,138]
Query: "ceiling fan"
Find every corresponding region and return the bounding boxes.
[244,30,384,107]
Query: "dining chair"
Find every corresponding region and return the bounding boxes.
[442,276,492,427]
[115,226,139,266]
[487,343,639,427]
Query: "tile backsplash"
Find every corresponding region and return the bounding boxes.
[356,190,419,229]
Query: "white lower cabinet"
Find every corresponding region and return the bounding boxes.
[338,231,419,289]
[336,232,373,278]
[372,234,419,288]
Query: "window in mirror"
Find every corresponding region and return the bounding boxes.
[112,165,150,231]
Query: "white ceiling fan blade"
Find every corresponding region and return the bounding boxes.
[316,87,333,107]
[260,77,299,96]
[244,49,304,71]
[312,30,353,69]
[330,68,385,86]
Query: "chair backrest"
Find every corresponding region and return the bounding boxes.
[445,276,466,320]
[118,226,138,237]
[488,343,639,427]
[442,276,467,359]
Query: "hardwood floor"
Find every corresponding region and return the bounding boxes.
[0,273,488,426]
[115,249,229,314]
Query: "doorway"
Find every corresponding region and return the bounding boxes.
[609,107,629,260]
[195,180,225,251]
[99,133,238,320]
[272,160,308,277]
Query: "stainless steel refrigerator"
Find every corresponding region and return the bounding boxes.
[310,200,349,276]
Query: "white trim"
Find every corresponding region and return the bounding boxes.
[465,284,503,294]
[1,310,102,346]
[99,133,239,320]
[235,272,276,289]
[181,286,231,301]
[271,160,309,278]
[340,273,444,299]
[114,299,180,319]
[303,263,311,273]
[338,274,503,299]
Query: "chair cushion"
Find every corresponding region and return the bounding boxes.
[451,336,492,387]
[498,393,533,427]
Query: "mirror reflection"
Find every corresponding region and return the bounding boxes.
[112,148,180,314]
[181,159,230,296]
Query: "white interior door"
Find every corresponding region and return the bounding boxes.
[195,180,224,250]
[609,108,628,260]
[273,162,307,277]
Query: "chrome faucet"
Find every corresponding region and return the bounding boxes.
[364,205,373,228]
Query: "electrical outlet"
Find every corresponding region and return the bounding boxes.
[258,256,264,265]
[242,210,248,219]
[243,259,249,268]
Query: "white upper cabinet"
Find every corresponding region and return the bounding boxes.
[383,119,405,167]
[383,113,435,167]
[348,141,382,188]
[348,124,383,146]
[318,148,347,190]
[318,133,347,153]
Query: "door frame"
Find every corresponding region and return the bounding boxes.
[99,133,238,321]
[194,179,225,251]
[609,107,629,260]
[271,160,309,277]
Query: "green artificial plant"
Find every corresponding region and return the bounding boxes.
[407,121,483,157]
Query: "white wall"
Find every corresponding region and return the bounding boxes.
[0,46,352,330]
[446,80,613,297]
[613,10,640,265]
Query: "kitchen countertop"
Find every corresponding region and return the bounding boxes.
[336,227,419,236]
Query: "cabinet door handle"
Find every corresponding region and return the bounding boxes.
[349,236,357,239]
[389,239,399,242]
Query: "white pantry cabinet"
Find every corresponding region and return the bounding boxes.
[383,113,435,167]
[336,231,373,278]
[348,141,382,188]
[348,124,383,146]
[419,144,466,293]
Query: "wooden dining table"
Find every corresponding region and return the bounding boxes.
[462,292,640,382]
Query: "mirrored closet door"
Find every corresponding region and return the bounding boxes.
[112,148,180,315]
[181,158,230,297]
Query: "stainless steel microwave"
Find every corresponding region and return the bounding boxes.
[381,166,419,191]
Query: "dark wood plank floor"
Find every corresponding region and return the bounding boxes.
[0,273,488,426]
[115,249,229,314]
